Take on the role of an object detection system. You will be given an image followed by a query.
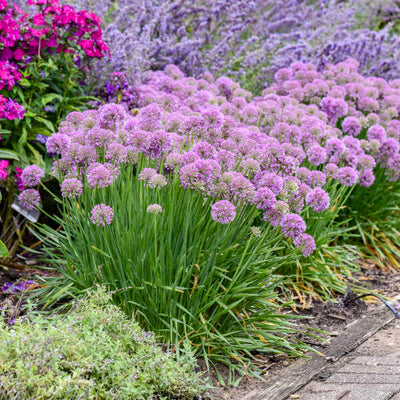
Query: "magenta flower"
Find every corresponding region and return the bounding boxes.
[280,213,306,240]
[358,169,375,187]
[307,145,327,166]
[337,167,358,186]
[342,117,362,137]
[254,187,276,210]
[294,233,316,257]
[0,159,9,181]
[86,163,119,189]
[61,178,83,198]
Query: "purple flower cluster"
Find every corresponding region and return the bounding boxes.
[1,280,37,294]
[21,165,44,187]
[90,204,114,227]
[211,200,236,224]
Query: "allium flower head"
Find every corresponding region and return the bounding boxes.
[61,178,83,198]
[306,188,330,212]
[250,226,262,237]
[147,204,163,214]
[230,174,255,202]
[294,233,316,257]
[87,128,114,148]
[263,200,289,227]
[307,145,327,166]
[148,173,167,189]
[254,187,276,210]
[46,134,70,154]
[280,213,306,239]
[18,189,40,210]
[358,169,375,187]
[296,167,311,183]
[308,171,326,188]
[254,172,283,194]
[357,155,376,170]
[324,163,339,179]
[326,138,345,157]
[91,204,114,227]
[99,104,126,130]
[105,142,129,164]
[367,125,386,143]
[337,167,358,186]
[21,165,44,187]
[86,163,119,189]
[211,200,236,224]
[342,117,362,137]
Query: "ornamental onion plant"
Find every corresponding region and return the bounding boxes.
[29,97,329,379]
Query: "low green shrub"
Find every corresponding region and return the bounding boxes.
[0,288,205,400]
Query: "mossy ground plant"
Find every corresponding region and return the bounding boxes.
[0,288,206,400]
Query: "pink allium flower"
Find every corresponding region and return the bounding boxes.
[18,189,40,210]
[337,167,358,186]
[307,145,327,166]
[91,204,114,227]
[306,188,330,212]
[21,165,44,187]
[61,178,83,198]
[294,233,316,257]
[358,169,375,187]
[211,200,236,224]
[147,203,163,214]
[280,213,306,239]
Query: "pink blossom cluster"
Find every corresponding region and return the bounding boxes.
[268,58,400,182]
[0,0,108,120]
[0,160,9,181]
[0,0,108,62]
[0,94,25,120]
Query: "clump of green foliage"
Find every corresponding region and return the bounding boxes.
[0,288,205,400]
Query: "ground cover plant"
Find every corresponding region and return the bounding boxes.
[0,287,205,399]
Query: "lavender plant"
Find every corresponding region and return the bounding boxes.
[50,0,400,97]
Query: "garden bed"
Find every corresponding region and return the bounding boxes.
[2,0,400,397]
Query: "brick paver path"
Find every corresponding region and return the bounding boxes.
[294,319,400,400]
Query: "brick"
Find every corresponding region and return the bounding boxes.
[349,356,400,366]
[326,372,400,384]
[296,383,399,400]
[340,363,400,375]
